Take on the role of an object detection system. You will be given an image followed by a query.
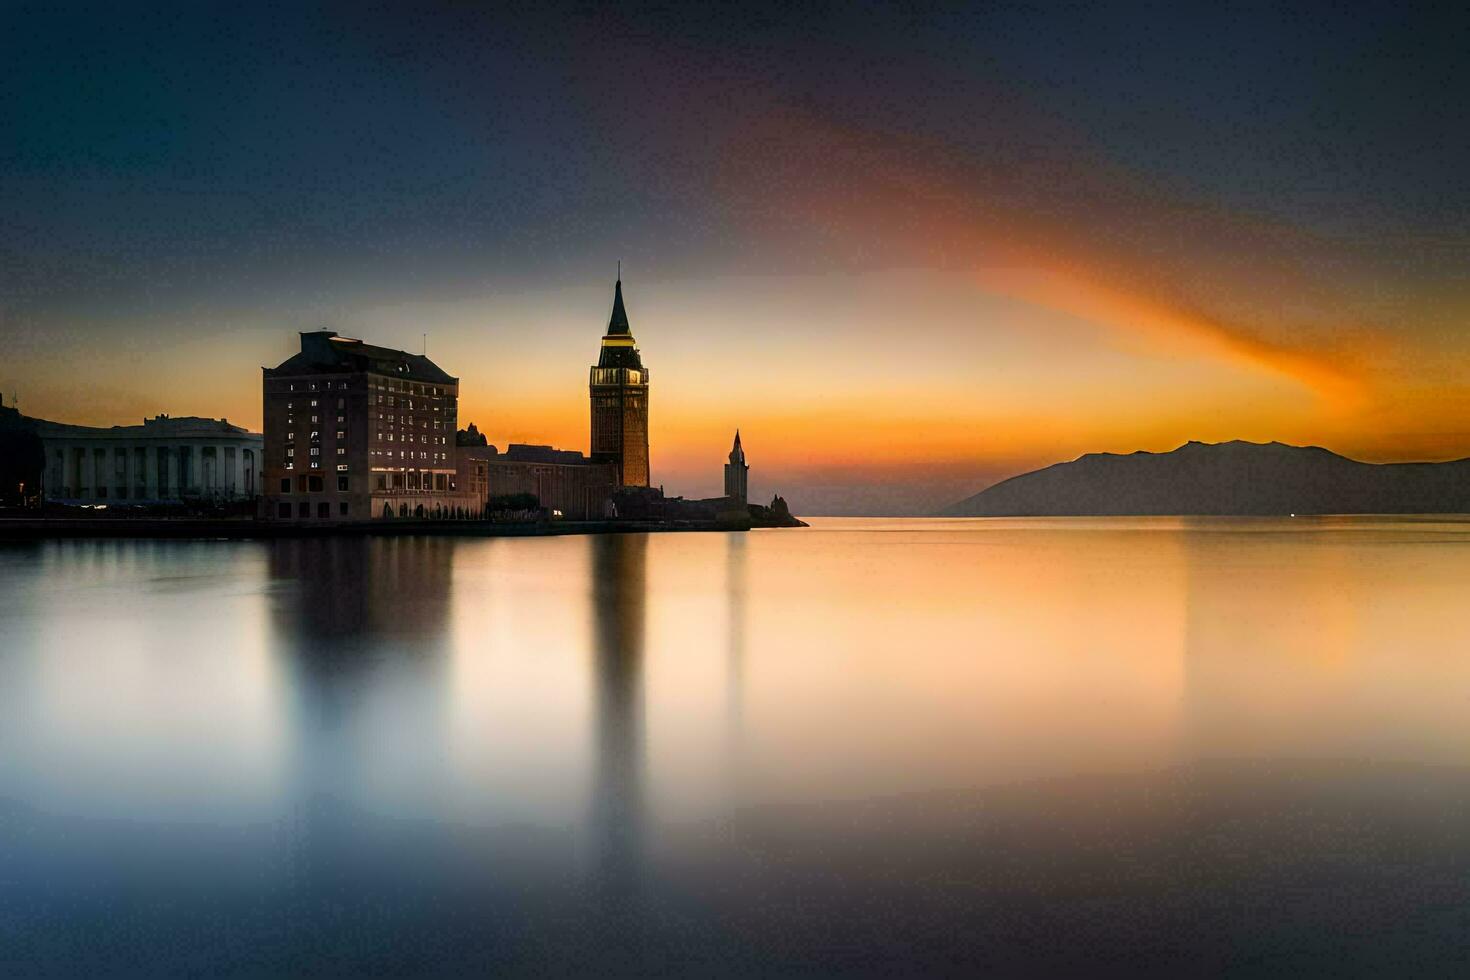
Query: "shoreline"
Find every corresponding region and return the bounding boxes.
[0,517,780,541]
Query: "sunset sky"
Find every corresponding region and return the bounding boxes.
[4,3,1469,513]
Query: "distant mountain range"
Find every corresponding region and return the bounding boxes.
[940,440,1470,516]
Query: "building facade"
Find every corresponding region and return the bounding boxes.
[589,278,650,487]
[724,430,749,504]
[35,415,261,505]
[456,441,618,520]
[262,330,476,520]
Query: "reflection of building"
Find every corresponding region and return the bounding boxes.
[724,430,748,504]
[589,278,650,487]
[262,330,477,520]
[456,441,618,520]
[589,533,648,891]
[34,414,260,504]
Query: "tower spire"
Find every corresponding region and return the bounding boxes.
[606,276,631,336]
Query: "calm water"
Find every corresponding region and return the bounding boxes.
[5,517,1470,976]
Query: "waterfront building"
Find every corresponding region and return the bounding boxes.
[34,414,261,505]
[724,430,749,504]
[589,278,650,487]
[456,438,618,520]
[262,330,476,520]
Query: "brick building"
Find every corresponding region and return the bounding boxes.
[262,330,477,520]
[456,440,618,520]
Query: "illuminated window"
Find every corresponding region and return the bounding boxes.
[336,448,346,455]
[336,430,345,439]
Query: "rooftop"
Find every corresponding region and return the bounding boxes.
[266,330,457,384]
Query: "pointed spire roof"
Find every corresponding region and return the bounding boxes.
[729,429,746,464]
[606,278,631,336]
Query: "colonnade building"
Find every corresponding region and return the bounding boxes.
[36,415,261,504]
[261,330,478,520]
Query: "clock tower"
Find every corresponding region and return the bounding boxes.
[589,277,650,487]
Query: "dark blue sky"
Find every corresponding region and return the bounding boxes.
[6,2,1465,307]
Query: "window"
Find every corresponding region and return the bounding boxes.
[318,502,330,519]
[285,448,294,458]
[336,430,345,439]
[279,478,291,493]
[339,502,349,516]
[308,476,324,492]
[297,475,308,492]
[310,447,320,457]
[336,448,346,455]
[337,476,349,491]
[337,398,345,409]
[277,503,291,518]
[286,431,294,440]
[376,475,387,490]
[336,463,348,472]
[336,415,345,423]
[298,502,310,517]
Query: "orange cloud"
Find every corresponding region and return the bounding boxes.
[716,106,1378,408]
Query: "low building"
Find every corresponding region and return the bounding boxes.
[34,414,261,505]
[456,435,618,520]
[262,330,478,520]
[0,395,44,508]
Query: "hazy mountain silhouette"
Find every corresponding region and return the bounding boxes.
[941,440,1470,516]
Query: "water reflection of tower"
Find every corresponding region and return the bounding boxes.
[589,532,649,894]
